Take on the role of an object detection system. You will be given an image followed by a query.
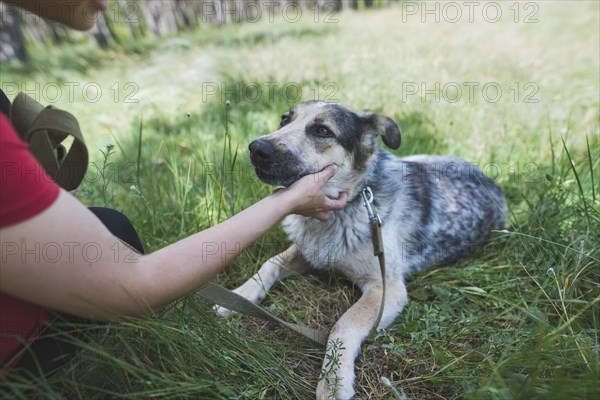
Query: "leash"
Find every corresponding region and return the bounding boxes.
[198,186,387,345]
[360,187,387,332]
[197,282,329,346]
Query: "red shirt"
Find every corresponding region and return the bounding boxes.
[0,113,60,366]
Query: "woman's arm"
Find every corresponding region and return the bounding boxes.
[0,165,346,320]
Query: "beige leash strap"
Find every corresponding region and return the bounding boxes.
[198,282,329,346]
[361,187,387,331]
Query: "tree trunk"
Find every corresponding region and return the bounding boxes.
[0,0,391,64]
[0,4,28,62]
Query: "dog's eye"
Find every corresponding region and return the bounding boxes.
[280,115,290,127]
[316,126,333,137]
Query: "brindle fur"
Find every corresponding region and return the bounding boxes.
[216,101,506,399]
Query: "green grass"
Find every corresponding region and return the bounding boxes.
[1,2,599,399]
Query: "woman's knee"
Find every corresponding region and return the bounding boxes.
[88,207,145,254]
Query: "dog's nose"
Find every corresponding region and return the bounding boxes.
[249,139,274,162]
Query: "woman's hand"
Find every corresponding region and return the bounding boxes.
[275,164,348,221]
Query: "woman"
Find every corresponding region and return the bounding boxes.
[0,0,347,376]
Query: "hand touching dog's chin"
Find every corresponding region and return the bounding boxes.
[254,163,347,200]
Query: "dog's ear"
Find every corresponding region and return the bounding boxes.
[365,113,402,149]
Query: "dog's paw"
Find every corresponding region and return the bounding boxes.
[213,304,237,317]
[316,379,355,400]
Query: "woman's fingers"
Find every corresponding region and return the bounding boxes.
[317,164,339,186]
[271,164,347,220]
[313,210,330,222]
[328,191,347,210]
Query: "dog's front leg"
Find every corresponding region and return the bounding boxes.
[316,280,408,400]
[215,244,309,316]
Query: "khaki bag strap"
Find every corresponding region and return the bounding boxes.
[10,92,88,191]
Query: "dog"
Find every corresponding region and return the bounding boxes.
[216,100,506,399]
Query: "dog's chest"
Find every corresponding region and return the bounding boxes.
[282,205,379,280]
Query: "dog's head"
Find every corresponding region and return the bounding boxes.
[248,100,401,197]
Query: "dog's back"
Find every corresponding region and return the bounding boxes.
[387,153,506,273]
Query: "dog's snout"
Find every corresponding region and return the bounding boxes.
[249,139,274,162]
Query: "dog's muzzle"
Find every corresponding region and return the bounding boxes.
[248,139,309,187]
[249,139,274,165]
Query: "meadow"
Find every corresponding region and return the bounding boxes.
[1,2,598,399]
